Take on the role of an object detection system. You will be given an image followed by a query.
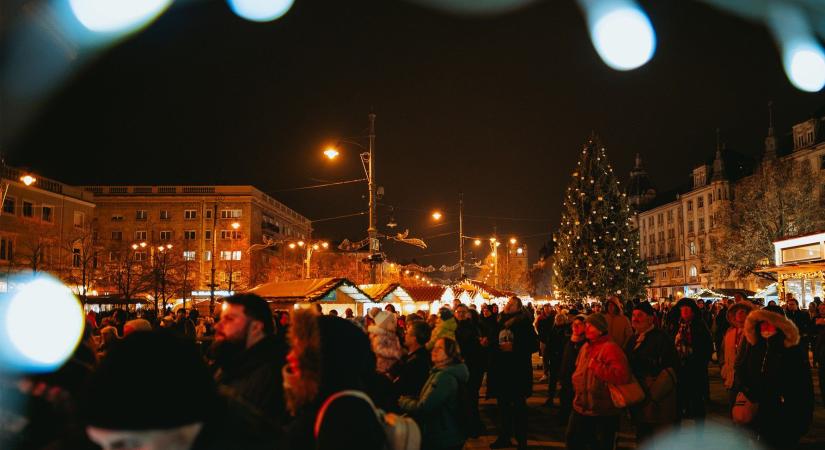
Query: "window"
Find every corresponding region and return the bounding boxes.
[221,230,242,240]
[232,251,241,260]
[687,201,693,211]
[708,193,713,205]
[184,230,196,240]
[221,209,242,219]
[667,210,673,223]
[820,155,825,170]
[698,218,705,231]
[668,241,675,254]
[2,196,14,215]
[109,251,120,262]
[648,217,653,227]
[136,210,148,220]
[220,251,242,261]
[205,230,212,240]
[658,231,664,241]
[710,215,716,228]
[781,243,822,263]
[183,251,196,261]
[160,231,172,240]
[0,238,13,261]
[184,210,197,220]
[689,241,696,255]
[42,205,53,223]
[698,197,704,208]
[668,229,675,239]
[111,231,123,241]
[204,251,212,261]
[135,230,147,241]
[674,268,682,277]
[688,220,694,232]
[134,251,147,262]
[657,213,663,224]
[160,210,171,220]
[72,248,81,268]
[205,209,213,219]
[111,214,124,222]
[73,211,85,228]
[22,201,33,218]
[689,265,698,277]
[661,270,667,280]
[699,239,706,254]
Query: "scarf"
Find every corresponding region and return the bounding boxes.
[632,324,655,351]
[675,319,693,359]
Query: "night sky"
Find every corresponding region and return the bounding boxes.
[3,0,824,268]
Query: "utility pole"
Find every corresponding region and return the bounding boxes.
[209,203,217,315]
[367,112,378,283]
[459,193,464,279]
[493,225,499,288]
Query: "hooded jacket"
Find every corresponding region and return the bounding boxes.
[734,309,814,447]
[604,297,633,348]
[487,311,536,398]
[399,363,470,449]
[720,301,757,389]
[571,334,631,416]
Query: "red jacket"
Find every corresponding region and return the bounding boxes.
[572,335,631,416]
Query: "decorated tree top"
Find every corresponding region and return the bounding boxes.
[552,137,650,299]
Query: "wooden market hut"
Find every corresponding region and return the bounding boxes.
[359,283,417,314]
[756,231,825,308]
[245,277,372,316]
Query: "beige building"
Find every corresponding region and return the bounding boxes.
[631,107,825,300]
[0,165,96,293]
[86,185,312,298]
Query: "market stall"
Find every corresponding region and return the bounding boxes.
[359,283,417,314]
[756,231,825,309]
[245,277,372,316]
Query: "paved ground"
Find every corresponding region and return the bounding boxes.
[465,357,825,449]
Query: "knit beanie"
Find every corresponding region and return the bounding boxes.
[369,311,396,333]
[585,313,609,334]
[83,331,218,430]
[633,301,656,317]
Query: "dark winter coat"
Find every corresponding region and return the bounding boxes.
[558,336,586,415]
[734,309,814,448]
[625,327,679,425]
[488,311,536,399]
[214,334,287,422]
[547,322,571,372]
[391,346,433,398]
[399,363,470,450]
[455,318,483,368]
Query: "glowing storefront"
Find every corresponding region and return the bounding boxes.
[757,232,825,308]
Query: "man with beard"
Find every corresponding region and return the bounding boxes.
[211,293,287,425]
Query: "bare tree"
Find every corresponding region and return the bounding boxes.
[16,222,59,274]
[710,158,825,281]
[62,223,101,304]
[102,242,150,302]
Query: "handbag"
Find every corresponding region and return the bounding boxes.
[731,391,758,425]
[608,373,646,408]
[648,367,676,402]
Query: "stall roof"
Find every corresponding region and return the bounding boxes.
[403,285,447,303]
[83,296,150,305]
[246,278,371,303]
[756,261,825,275]
[359,283,413,303]
[454,279,515,299]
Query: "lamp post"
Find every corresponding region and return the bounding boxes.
[247,238,329,280]
[324,112,379,282]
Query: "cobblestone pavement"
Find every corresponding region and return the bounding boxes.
[465,357,825,449]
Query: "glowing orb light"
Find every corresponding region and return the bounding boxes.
[228,0,295,22]
[580,0,656,71]
[68,0,173,34]
[0,276,85,372]
[784,43,825,92]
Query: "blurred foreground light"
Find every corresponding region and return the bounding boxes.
[407,0,537,16]
[767,4,825,92]
[0,275,84,373]
[228,0,295,22]
[69,0,173,34]
[579,0,656,71]
[640,422,763,450]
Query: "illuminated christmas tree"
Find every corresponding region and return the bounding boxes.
[552,137,650,300]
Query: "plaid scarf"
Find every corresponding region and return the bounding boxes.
[675,319,693,359]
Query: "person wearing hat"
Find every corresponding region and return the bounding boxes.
[283,309,386,450]
[557,314,587,425]
[368,310,402,376]
[565,310,631,450]
[426,307,458,351]
[625,302,679,443]
[83,332,278,450]
[721,301,757,394]
[672,297,713,423]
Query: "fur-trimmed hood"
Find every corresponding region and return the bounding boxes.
[726,301,758,326]
[744,309,800,348]
[605,296,624,315]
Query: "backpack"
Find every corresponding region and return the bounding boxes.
[314,390,421,450]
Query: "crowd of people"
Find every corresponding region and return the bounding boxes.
[1,291,824,450]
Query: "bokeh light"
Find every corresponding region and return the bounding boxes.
[580,0,656,71]
[0,275,85,372]
[228,0,295,22]
[407,0,537,16]
[785,44,825,92]
[68,0,173,34]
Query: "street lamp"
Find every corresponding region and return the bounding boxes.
[20,175,36,186]
[324,112,378,282]
[431,211,442,221]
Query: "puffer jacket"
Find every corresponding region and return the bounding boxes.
[369,329,402,375]
[571,334,631,416]
[426,318,458,351]
[399,363,470,450]
[720,301,757,389]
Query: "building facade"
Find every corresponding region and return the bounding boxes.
[0,165,97,293]
[86,185,312,299]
